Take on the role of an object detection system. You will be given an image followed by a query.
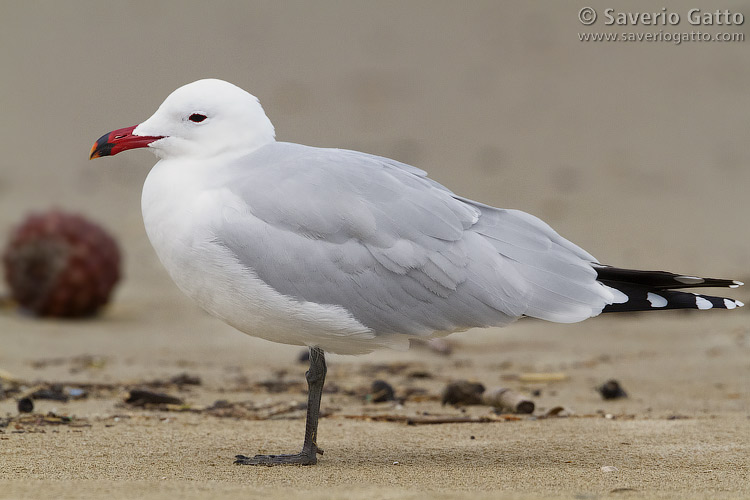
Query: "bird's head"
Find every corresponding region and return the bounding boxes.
[90,79,276,161]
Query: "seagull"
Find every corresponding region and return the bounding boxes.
[90,79,743,466]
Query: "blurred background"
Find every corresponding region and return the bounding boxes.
[1,4,749,494]
[0,1,748,369]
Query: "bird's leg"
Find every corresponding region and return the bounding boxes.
[235,346,327,466]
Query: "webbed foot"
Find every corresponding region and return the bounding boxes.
[234,447,322,466]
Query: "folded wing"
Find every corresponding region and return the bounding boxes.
[210,143,616,337]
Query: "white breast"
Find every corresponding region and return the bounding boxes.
[139,159,404,354]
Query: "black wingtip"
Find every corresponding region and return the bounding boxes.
[594,265,741,290]
[595,265,744,313]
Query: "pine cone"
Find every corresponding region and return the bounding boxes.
[2,210,121,317]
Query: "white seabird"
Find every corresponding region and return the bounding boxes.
[90,79,743,465]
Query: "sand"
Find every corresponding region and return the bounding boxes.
[1,314,748,499]
[1,1,748,498]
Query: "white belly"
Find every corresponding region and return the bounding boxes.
[140,160,404,355]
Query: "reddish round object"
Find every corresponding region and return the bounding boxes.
[2,210,121,317]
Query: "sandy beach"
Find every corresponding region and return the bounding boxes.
[1,2,748,498]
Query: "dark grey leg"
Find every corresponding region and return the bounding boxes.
[235,346,327,466]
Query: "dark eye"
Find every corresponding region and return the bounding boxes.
[189,113,207,123]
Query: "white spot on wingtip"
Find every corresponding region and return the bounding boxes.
[736,300,744,307]
[646,292,667,308]
[723,299,737,309]
[733,280,744,286]
[603,285,629,304]
[694,295,713,310]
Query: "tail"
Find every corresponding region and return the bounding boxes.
[595,265,744,313]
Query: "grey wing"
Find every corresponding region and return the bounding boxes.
[459,200,613,322]
[212,143,615,336]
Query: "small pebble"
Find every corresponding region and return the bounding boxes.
[598,379,628,400]
[601,465,618,473]
[441,380,485,405]
[17,397,34,413]
[369,380,395,403]
[392,461,400,465]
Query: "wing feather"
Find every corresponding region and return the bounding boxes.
[209,142,612,335]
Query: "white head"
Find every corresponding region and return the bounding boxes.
[90,79,276,161]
